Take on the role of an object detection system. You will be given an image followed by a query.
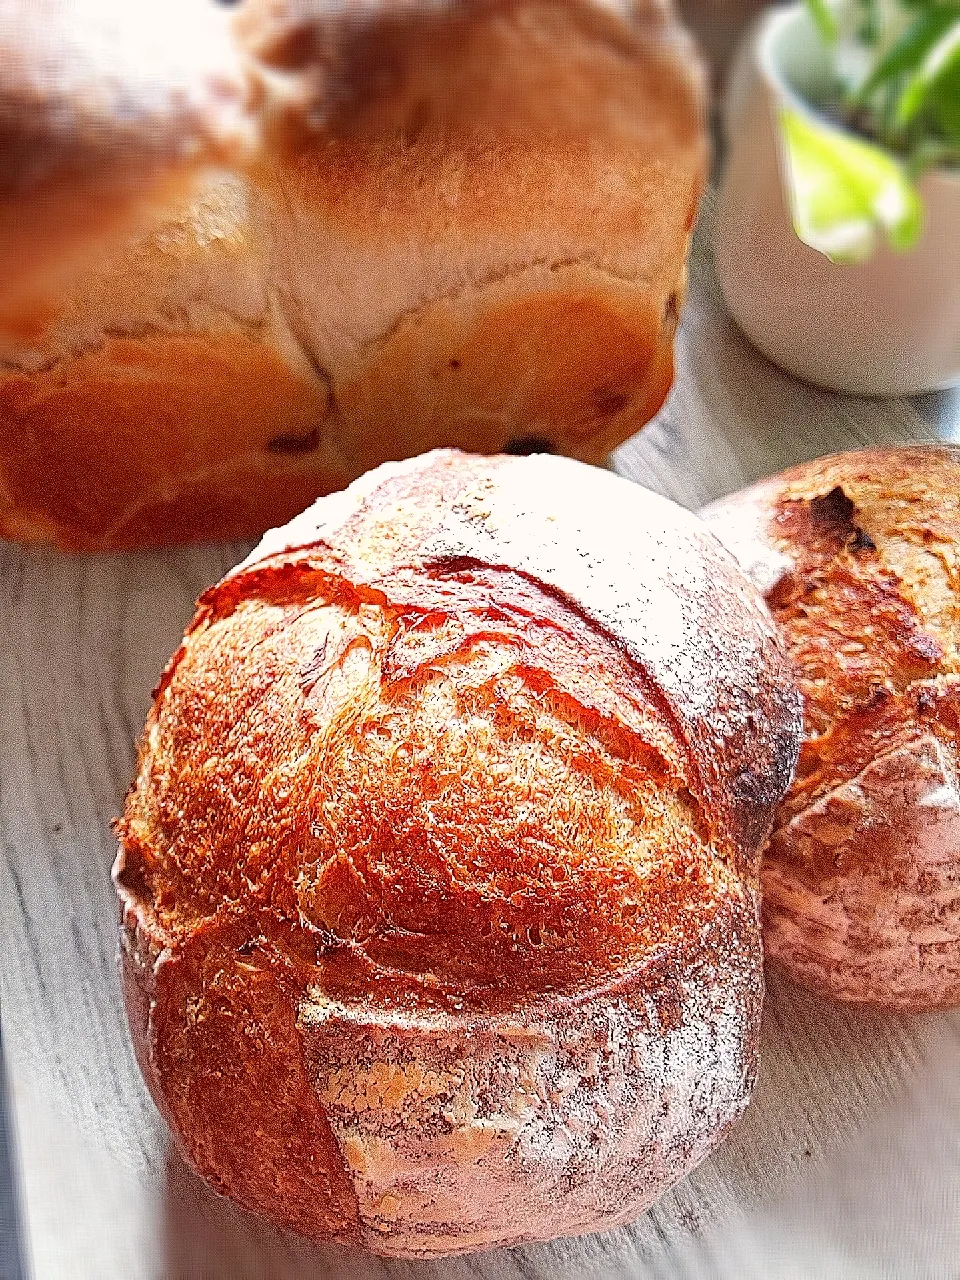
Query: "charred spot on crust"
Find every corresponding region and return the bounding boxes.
[267,426,321,456]
[505,434,554,456]
[663,291,680,327]
[808,485,876,554]
[809,485,856,530]
[448,358,461,369]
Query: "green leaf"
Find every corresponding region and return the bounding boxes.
[857,0,882,45]
[896,17,960,123]
[905,135,960,173]
[855,6,958,101]
[929,58,960,140]
[805,0,840,43]
[778,106,925,263]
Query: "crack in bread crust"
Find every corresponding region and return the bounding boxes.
[120,558,726,1004]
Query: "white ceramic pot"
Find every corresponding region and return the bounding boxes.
[715,4,960,397]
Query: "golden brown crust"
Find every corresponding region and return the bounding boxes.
[0,0,706,551]
[703,445,960,1010]
[239,0,701,145]
[0,0,256,312]
[0,330,340,549]
[115,451,799,1253]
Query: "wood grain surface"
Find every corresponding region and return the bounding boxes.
[3,199,959,1280]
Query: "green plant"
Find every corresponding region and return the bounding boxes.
[779,0,960,262]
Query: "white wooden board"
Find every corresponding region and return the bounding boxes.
[3,199,960,1280]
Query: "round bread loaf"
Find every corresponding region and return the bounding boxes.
[114,449,800,1256]
[1,0,706,550]
[703,446,960,1010]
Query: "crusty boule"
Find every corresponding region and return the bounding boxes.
[704,445,960,1010]
[114,449,800,1255]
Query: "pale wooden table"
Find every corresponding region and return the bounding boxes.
[3,199,959,1280]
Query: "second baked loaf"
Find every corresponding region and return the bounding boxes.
[704,446,960,1010]
[0,0,706,550]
